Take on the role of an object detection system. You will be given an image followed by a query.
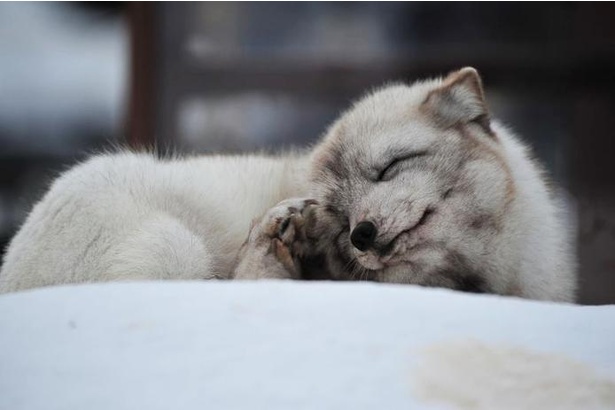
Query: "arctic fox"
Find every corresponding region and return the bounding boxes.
[0,68,576,301]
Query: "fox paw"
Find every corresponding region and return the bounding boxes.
[233,198,319,279]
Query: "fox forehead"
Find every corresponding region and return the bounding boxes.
[311,109,461,186]
[340,82,443,145]
[312,81,468,173]
[346,119,442,162]
[348,79,443,121]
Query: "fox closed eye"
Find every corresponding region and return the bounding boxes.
[376,151,429,182]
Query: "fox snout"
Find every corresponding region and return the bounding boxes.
[350,221,378,251]
[350,206,434,255]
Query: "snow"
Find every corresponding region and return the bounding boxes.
[1,281,614,409]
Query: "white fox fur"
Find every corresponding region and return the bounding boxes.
[0,68,576,301]
[0,154,310,290]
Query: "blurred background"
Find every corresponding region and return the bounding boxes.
[0,2,614,303]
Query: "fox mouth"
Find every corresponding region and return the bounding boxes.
[355,251,387,270]
[334,213,434,278]
[349,207,436,270]
[342,235,435,281]
[351,227,412,269]
[355,250,412,271]
[353,236,432,271]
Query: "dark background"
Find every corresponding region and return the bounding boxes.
[1,2,614,303]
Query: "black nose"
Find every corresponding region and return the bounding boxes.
[350,221,378,252]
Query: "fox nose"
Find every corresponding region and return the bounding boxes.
[350,221,378,252]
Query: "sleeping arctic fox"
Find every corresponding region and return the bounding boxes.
[0,68,577,301]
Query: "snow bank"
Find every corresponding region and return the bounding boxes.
[1,281,614,409]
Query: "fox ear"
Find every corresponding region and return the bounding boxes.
[422,67,491,132]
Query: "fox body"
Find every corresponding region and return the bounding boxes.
[0,68,576,301]
[0,154,311,289]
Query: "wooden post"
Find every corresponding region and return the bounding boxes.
[125,2,157,149]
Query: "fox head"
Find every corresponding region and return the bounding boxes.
[308,67,519,293]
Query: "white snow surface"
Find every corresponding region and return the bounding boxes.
[1,281,614,410]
